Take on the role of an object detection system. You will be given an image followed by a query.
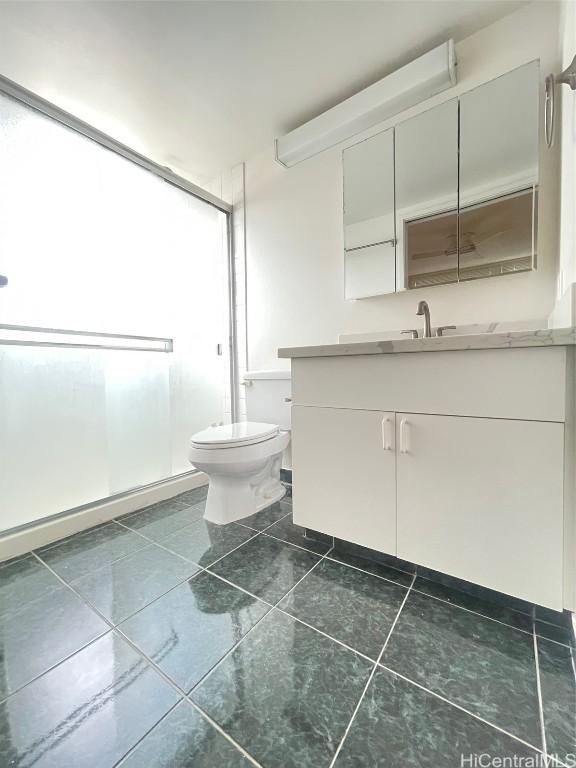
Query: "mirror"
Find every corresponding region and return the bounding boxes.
[459,61,539,280]
[341,61,539,298]
[343,129,395,299]
[395,99,459,290]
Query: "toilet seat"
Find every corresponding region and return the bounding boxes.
[190,421,279,449]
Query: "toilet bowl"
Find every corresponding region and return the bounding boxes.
[189,422,290,525]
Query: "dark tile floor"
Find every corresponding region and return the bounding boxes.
[0,487,574,767]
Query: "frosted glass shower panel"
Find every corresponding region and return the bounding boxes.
[0,347,109,531]
[0,92,230,530]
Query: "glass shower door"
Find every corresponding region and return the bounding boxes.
[0,91,230,533]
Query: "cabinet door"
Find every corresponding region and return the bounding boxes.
[396,413,564,609]
[292,406,396,555]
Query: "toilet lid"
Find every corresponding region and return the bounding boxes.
[190,422,279,449]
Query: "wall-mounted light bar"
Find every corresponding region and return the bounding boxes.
[0,325,173,352]
[275,40,457,167]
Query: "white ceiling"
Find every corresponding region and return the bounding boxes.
[0,0,527,187]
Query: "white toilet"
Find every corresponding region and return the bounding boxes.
[189,371,291,525]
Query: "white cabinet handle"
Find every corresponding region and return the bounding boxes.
[399,418,410,454]
[381,417,393,451]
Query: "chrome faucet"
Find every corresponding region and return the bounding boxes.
[416,300,432,338]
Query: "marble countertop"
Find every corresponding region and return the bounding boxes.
[278,327,576,358]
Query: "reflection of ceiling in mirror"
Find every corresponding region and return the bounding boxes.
[395,100,457,210]
[405,187,535,288]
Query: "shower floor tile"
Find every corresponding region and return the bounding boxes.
[36,521,148,582]
[70,543,199,624]
[1,491,574,767]
[0,554,63,620]
[118,499,205,542]
[190,609,373,768]
[382,589,542,747]
[118,701,252,767]
[333,667,538,767]
[236,499,292,531]
[119,570,270,692]
[208,533,321,604]
[0,632,180,768]
[159,517,257,567]
[0,582,108,700]
[278,557,408,658]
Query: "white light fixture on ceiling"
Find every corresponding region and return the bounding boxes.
[275,40,457,168]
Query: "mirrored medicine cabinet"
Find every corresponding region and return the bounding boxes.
[343,61,540,299]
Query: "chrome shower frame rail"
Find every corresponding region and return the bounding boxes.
[0,74,231,214]
[0,73,239,419]
[0,324,174,352]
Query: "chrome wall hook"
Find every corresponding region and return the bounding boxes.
[545,54,576,148]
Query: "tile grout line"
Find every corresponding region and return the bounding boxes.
[325,553,415,587]
[199,532,263,571]
[112,519,210,565]
[377,662,549,759]
[236,509,293,534]
[33,520,136,556]
[0,624,111,706]
[533,620,549,759]
[186,701,264,768]
[33,498,204,558]
[536,615,574,630]
[33,534,152,579]
[272,604,376,664]
[260,529,332,556]
[203,561,376,664]
[203,540,557,768]
[113,623,264,768]
[201,568,274,607]
[30,554,262,768]
[28,540,554,767]
[34,546,203,626]
[327,573,417,768]
[112,700,183,767]
[326,554,569,646]
[21,513,561,766]
[27,550,553,765]
[186,547,334,696]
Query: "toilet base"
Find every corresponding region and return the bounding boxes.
[189,430,291,527]
[203,476,286,525]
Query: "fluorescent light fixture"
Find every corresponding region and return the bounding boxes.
[275,40,457,167]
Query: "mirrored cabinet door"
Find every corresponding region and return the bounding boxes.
[395,99,459,290]
[343,129,395,299]
[459,61,539,281]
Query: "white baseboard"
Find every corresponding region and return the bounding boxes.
[0,472,209,563]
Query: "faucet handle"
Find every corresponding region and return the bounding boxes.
[401,329,419,339]
[436,325,457,337]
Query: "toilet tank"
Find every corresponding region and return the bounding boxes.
[244,370,291,430]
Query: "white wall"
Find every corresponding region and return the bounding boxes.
[245,2,562,371]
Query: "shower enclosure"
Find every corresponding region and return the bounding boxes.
[0,83,234,534]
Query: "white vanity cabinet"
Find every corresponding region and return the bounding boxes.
[292,406,397,554]
[287,344,573,611]
[395,413,564,610]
